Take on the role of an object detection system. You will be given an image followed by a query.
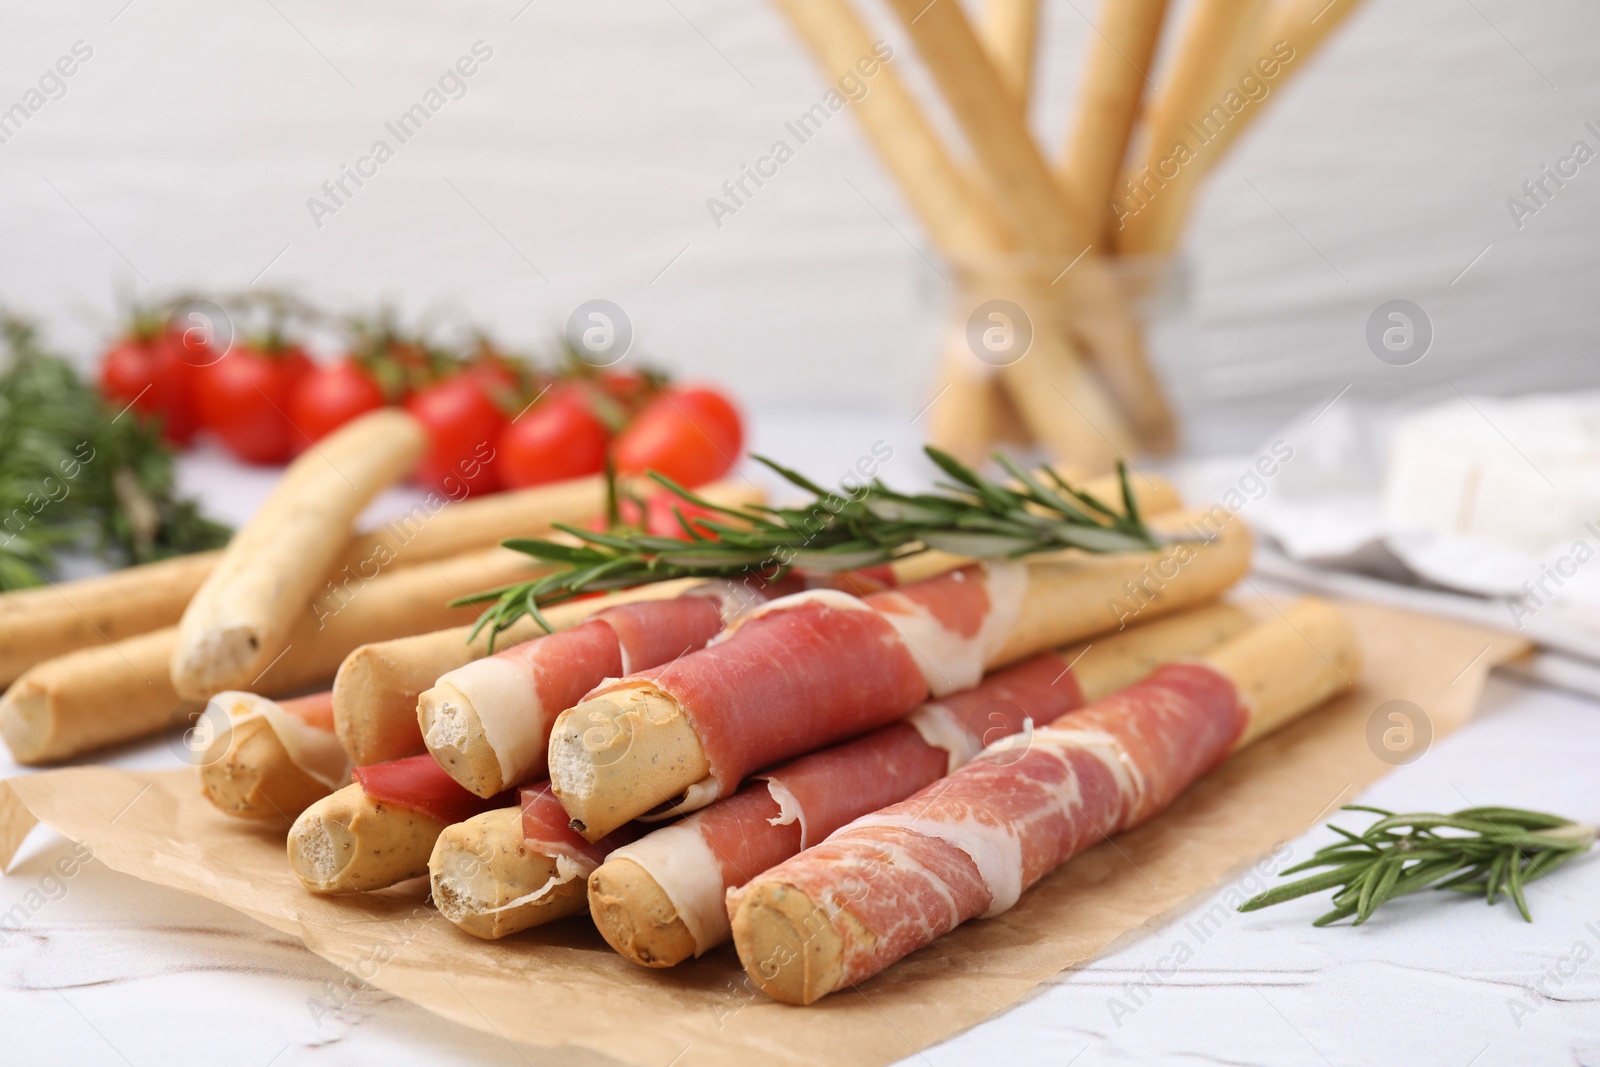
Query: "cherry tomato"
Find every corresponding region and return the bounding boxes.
[596,368,653,412]
[496,389,609,489]
[98,333,202,445]
[614,385,743,487]
[193,345,313,464]
[405,376,504,496]
[287,361,388,446]
[459,355,525,406]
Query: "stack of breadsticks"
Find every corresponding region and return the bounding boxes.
[771,0,1367,468]
[184,462,1359,1005]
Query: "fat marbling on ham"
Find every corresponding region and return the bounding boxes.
[728,661,1248,990]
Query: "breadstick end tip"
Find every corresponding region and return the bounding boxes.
[0,684,51,765]
[200,715,330,820]
[418,682,506,799]
[730,881,846,1006]
[588,857,698,968]
[171,624,263,699]
[430,808,585,938]
[547,687,709,842]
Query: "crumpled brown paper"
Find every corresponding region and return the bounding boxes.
[0,601,1526,1067]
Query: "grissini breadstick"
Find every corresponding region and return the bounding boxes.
[925,342,1016,466]
[978,0,1040,101]
[288,754,504,894]
[1059,0,1170,243]
[0,547,542,764]
[1112,0,1271,256]
[199,690,345,819]
[171,409,426,699]
[550,510,1252,841]
[588,602,1252,966]
[429,785,637,939]
[1200,0,1370,167]
[359,472,615,569]
[729,599,1358,1004]
[0,550,219,689]
[430,808,564,938]
[328,478,764,766]
[0,472,628,689]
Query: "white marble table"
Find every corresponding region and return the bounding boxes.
[3,415,1598,1066]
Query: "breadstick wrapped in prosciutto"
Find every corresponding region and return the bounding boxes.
[288,753,512,893]
[550,511,1251,841]
[199,690,347,819]
[420,595,728,798]
[429,784,638,939]
[728,599,1360,1004]
[586,602,1252,966]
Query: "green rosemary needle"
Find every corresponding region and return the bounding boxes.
[1239,805,1597,926]
[455,447,1161,648]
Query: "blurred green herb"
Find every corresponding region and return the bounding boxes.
[457,447,1159,647]
[1239,805,1597,926]
[0,316,230,590]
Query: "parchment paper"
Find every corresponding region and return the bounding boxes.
[0,601,1526,1067]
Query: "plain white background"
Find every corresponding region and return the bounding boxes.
[2,0,1598,453]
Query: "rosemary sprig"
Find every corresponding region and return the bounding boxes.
[1239,805,1597,926]
[0,315,230,590]
[456,447,1160,647]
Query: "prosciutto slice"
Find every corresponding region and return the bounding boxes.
[280,690,336,732]
[604,650,1085,955]
[520,782,637,863]
[728,662,1247,990]
[590,562,1028,805]
[354,754,514,825]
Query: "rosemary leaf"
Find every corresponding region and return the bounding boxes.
[1356,853,1404,925]
[1236,862,1369,911]
[1507,851,1530,922]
